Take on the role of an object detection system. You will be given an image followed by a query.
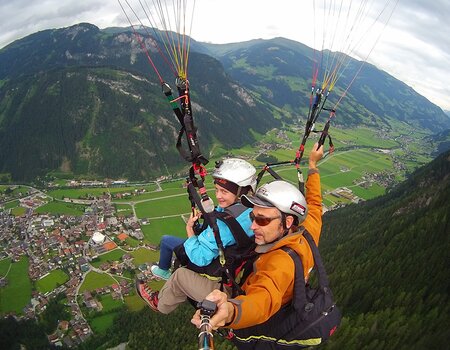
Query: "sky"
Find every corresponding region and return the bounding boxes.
[0,0,449,111]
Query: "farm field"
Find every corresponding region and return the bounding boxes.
[36,269,69,294]
[4,200,19,210]
[140,216,187,245]
[135,195,191,218]
[79,271,117,293]
[113,186,185,202]
[125,237,141,247]
[18,125,434,221]
[130,247,159,265]
[35,201,87,216]
[124,294,146,311]
[0,256,32,315]
[99,294,123,312]
[46,184,158,200]
[0,185,29,196]
[90,313,118,334]
[11,206,26,216]
[0,258,10,276]
[91,250,126,268]
[114,203,133,217]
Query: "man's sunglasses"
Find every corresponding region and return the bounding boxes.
[249,212,281,226]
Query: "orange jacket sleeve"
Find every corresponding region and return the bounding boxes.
[302,170,322,246]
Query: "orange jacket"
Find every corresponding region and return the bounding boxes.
[229,169,322,329]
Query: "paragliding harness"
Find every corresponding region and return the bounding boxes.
[174,199,257,298]
[227,230,341,349]
[162,79,208,167]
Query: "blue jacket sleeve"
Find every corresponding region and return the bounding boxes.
[183,207,254,266]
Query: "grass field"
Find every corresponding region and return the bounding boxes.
[4,200,19,210]
[47,184,157,200]
[35,269,69,294]
[90,313,118,334]
[124,294,145,311]
[0,258,10,276]
[125,237,141,247]
[130,247,159,265]
[91,249,125,268]
[99,294,123,312]
[140,216,187,245]
[113,186,186,202]
[134,195,190,218]
[35,201,87,216]
[114,203,133,217]
[11,206,26,216]
[351,183,385,199]
[0,256,32,315]
[79,271,117,293]
[0,185,29,196]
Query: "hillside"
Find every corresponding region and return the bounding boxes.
[318,149,450,349]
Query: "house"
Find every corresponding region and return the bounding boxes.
[58,320,69,332]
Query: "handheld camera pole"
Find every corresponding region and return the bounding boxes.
[197,299,217,350]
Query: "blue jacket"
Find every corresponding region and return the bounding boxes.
[183,204,253,266]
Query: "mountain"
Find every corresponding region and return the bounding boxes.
[1,23,449,181]
[318,149,450,349]
[427,129,450,156]
[0,23,277,181]
[202,37,450,133]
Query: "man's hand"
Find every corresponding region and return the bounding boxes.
[309,142,324,169]
[191,289,234,329]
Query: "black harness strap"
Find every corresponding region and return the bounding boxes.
[162,81,208,166]
[281,230,330,313]
[215,209,255,296]
[215,205,253,248]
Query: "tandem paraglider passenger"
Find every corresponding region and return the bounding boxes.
[136,158,257,312]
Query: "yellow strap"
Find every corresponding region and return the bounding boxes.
[234,334,322,346]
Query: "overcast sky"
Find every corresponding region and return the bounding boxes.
[0,0,449,111]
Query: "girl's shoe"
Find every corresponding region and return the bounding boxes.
[151,265,171,280]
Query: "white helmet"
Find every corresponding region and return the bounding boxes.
[241,180,308,223]
[212,158,257,194]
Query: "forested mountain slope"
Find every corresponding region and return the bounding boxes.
[319,149,450,349]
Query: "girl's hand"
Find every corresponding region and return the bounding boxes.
[187,209,202,228]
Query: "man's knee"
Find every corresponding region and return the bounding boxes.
[171,267,196,286]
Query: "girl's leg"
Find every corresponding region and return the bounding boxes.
[158,235,185,270]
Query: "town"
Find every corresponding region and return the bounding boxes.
[0,185,163,348]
